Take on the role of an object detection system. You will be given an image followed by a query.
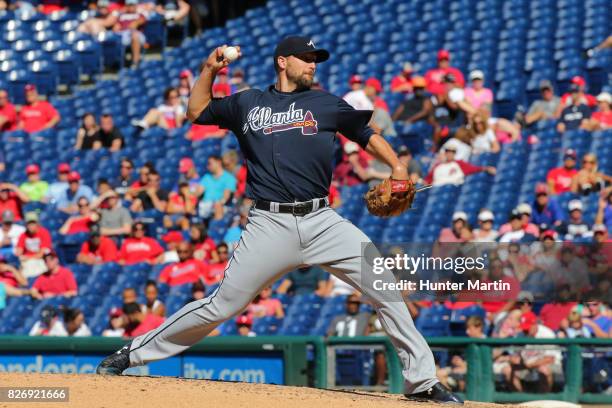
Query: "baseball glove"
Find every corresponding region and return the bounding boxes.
[364,178,416,217]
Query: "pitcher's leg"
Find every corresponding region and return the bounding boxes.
[126,209,301,367]
[301,208,437,394]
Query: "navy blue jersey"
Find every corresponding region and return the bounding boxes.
[195,85,374,202]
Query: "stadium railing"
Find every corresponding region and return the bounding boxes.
[0,335,610,404]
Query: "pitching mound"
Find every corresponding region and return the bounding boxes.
[0,373,514,408]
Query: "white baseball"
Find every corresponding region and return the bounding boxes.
[223,46,239,62]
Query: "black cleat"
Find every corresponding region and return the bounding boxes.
[96,342,131,375]
[405,382,464,404]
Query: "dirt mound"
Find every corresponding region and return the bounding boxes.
[0,373,513,408]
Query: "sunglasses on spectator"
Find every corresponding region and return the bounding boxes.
[583,160,595,164]
[517,301,532,306]
[78,203,89,208]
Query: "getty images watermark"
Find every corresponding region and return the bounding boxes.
[359,241,612,303]
[368,252,513,292]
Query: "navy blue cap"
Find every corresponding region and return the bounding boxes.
[274,36,330,63]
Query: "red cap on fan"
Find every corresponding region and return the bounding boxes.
[437,49,450,60]
[349,75,363,85]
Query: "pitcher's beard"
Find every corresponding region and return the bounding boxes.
[287,70,314,91]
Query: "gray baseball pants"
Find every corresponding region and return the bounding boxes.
[127,205,437,394]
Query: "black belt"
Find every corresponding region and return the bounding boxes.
[254,198,329,216]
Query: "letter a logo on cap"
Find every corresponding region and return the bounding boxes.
[307,40,315,47]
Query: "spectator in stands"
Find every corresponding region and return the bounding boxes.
[56,171,95,215]
[0,255,26,288]
[236,314,255,337]
[473,209,498,241]
[582,301,611,338]
[523,80,560,126]
[546,149,578,195]
[156,0,189,23]
[364,146,422,185]
[499,203,539,237]
[0,88,17,131]
[0,183,28,221]
[390,62,414,94]
[198,155,236,220]
[452,109,500,157]
[425,49,465,96]
[122,287,138,307]
[438,316,486,391]
[464,70,493,111]
[177,70,193,108]
[31,250,78,298]
[327,294,370,336]
[430,74,470,147]
[16,212,52,278]
[530,184,564,227]
[585,92,612,130]
[557,311,591,338]
[212,67,232,97]
[223,204,249,250]
[188,280,206,303]
[548,246,591,293]
[132,87,185,131]
[59,198,97,235]
[229,68,250,93]
[557,76,598,114]
[130,170,169,212]
[438,211,470,243]
[102,307,125,337]
[76,223,118,264]
[74,113,100,150]
[158,230,181,263]
[497,209,538,243]
[556,84,592,133]
[334,142,387,187]
[123,301,165,338]
[364,78,389,112]
[113,0,147,68]
[142,280,165,317]
[95,114,124,151]
[343,75,373,110]
[511,311,561,393]
[203,241,227,286]
[570,154,611,196]
[392,76,432,124]
[63,307,92,336]
[423,144,496,186]
[94,189,133,237]
[247,286,284,318]
[29,306,67,336]
[0,210,25,252]
[595,188,612,230]
[176,158,202,196]
[540,284,576,332]
[186,122,228,140]
[364,78,395,137]
[559,200,591,240]
[112,158,135,198]
[20,164,48,202]
[190,223,218,262]
[44,163,71,205]
[328,181,342,209]
[277,266,328,296]
[78,0,118,35]
[222,150,246,199]
[119,221,164,265]
[158,242,209,286]
[164,182,196,230]
[18,85,60,133]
